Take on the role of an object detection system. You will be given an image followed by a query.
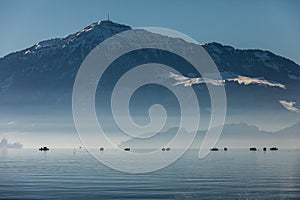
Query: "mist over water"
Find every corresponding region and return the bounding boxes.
[1,114,299,149]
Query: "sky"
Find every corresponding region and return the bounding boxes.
[0,0,300,64]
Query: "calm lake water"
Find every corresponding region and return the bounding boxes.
[0,149,299,199]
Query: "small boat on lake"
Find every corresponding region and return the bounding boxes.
[210,148,219,151]
[99,147,104,151]
[162,148,166,151]
[270,147,278,151]
[224,147,228,151]
[263,147,267,151]
[166,147,171,151]
[250,147,257,151]
[124,148,130,151]
[39,146,49,151]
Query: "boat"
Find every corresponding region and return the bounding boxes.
[162,148,166,151]
[166,147,171,151]
[99,147,104,151]
[124,148,130,151]
[210,147,219,151]
[270,147,278,151]
[39,146,49,151]
[250,147,257,151]
[224,147,228,151]
[263,147,267,151]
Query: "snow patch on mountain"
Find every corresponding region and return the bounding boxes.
[16,20,131,59]
[76,24,97,36]
[253,51,281,71]
[288,74,300,80]
[24,50,31,55]
[254,51,270,62]
[0,76,14,92]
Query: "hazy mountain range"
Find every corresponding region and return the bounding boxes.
[120,122,300,149]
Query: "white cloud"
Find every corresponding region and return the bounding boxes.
[279,100,300,113]
[169,72,225,87]
[168,72,286,89]
[227,76,286,89]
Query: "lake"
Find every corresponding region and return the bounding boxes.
[0,149,299,199]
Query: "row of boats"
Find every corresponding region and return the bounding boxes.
[210,147,279,151]
[249,147,278,151]
[39,146,279,152]
[39,146,132,152]
[99,147,171,152]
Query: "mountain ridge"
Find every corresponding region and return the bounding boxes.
[119,121,300,149]
[1,20,299,82]
[0,20,299,130]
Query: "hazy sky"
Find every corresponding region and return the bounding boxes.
[0,0,300,64]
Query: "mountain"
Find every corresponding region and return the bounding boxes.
[119,122,300,149]
[0,20,299,130]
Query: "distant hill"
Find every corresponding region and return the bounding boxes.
[0,138,23,149]
[119,122,300,149]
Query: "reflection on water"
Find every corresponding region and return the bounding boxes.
[0,149,299,199]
